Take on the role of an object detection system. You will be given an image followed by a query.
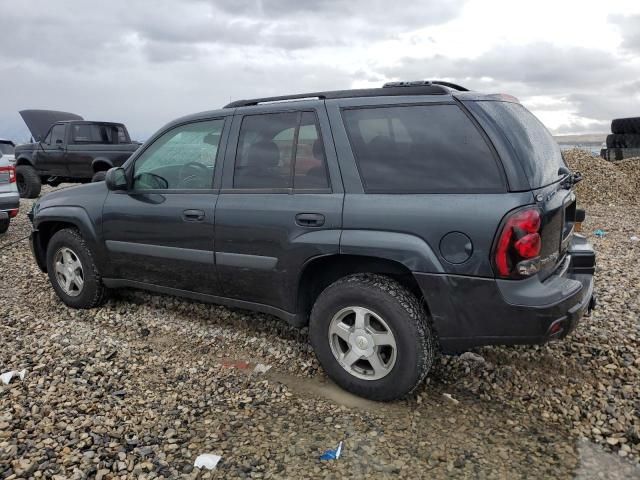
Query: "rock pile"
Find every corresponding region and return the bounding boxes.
[563,149,640,206]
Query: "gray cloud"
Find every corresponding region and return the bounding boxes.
[379,42,640,132]
[382,43,626,92]
[0,0,637,141]
[609,14,640,54]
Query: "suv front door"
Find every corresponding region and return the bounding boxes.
[215,104,344,315]
[101,117,230,295]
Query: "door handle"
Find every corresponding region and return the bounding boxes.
[295,213,325,227]
[182,209,205,222]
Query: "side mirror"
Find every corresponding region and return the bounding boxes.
[105,167,128,191]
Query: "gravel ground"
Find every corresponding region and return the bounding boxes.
[1,151,639,479]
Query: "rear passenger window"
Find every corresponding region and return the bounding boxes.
[234,111,329,190]
[342,105,503,193]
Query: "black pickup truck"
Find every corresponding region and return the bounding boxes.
[14,110,140,198]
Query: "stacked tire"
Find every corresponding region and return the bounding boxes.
[602,117,640,161]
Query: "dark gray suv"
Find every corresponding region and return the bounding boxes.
[28,81,596,401]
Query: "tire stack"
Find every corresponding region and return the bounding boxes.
[601,117,640,161]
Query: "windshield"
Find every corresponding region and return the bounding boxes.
[474,101,566,188]
[0,142,14,155]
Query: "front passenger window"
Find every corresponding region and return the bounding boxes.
[133,119,224,190]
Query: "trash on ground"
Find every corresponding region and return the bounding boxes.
[594,229,607,238]
[442,393,460,405]
[0,369,26,385]
[194,453,222,470]
[459,352,485,363]
[220,360,250,369]
[631,236,639,242]
[320,441,343,461]
[253,363,271,374]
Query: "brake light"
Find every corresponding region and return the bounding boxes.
[8,208,18,218]
[0,165,16,183]
[494,208,542,278]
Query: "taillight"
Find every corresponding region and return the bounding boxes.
[493,207,542,278]
[0,165,16,183]
[8,208,18,218]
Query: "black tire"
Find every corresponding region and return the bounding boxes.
[0,218,9,234]
[611,117,640,134]
[16,164,42,198]
[91,171,107,183]
[46,228,107,309]
[606,133,640,148]
[309,274,436,401]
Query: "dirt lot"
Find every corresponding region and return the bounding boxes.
[1,151,639,479]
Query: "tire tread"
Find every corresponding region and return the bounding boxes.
[310,273,436,401]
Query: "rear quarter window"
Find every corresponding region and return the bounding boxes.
[472,101,565,189]
[342,104,504,193]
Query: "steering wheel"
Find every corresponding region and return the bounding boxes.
[177,162,210,188]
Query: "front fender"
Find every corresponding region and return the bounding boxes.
[33,205,105,272]
[340,230,444,273]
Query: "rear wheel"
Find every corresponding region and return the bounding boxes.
[309,274,435,401]
[16,165,42,198]
[46,228,106,309]
[0,218,9,234]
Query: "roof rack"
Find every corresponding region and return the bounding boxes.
[383,80,469,91]
[223,82,455,108]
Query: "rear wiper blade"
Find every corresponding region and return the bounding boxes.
[558,167,582,189]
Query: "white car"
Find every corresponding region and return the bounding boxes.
[0,139,15,165]
[0,140,19,234]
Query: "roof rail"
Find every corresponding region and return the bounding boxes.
[383,80,469,91]
[224,84,450,108]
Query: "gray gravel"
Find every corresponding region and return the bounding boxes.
[1,155,639,478]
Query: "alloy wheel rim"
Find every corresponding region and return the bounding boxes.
[328,306,397,381]
[53,247,84,297]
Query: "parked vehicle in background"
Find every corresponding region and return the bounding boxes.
[27,81,596,401]
[14,110,140,198]
[0,139,16,166]
[0,149,19,234]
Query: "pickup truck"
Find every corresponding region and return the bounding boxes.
[14,110,140,198]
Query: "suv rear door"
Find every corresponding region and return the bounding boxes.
[214,102,343,314]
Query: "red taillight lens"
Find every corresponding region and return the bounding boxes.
[8,208,18,218]
[514,233,541,258]
[494,208,542,278]
[0,166,16,183]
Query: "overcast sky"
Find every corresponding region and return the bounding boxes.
[1,0,640,141]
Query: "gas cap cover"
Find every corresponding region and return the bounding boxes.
[439,232,473,264]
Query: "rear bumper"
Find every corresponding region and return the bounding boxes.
[0,190,19,213]
[415,235,596,353]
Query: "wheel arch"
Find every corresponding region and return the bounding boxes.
[33,208,103,273]
[91,158,113,173]
[15,156,34,167]
[295,254,428,326]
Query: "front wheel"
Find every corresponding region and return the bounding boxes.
[309,274,436,401]
[46,228,107,309]
[16,165,42,198]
